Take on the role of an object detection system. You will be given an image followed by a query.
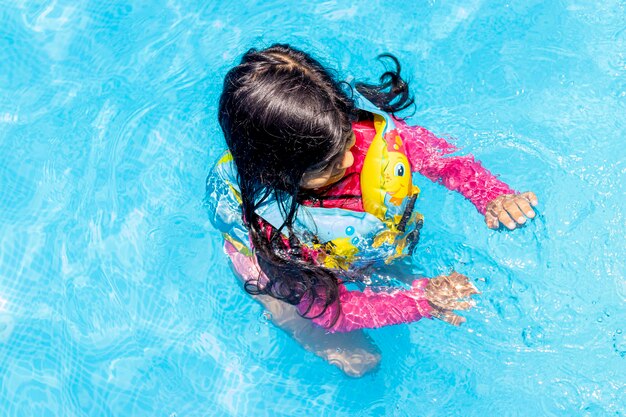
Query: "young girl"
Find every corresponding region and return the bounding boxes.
[206,44,538,377]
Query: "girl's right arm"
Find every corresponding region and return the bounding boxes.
[397,121,538,229]
[398,121,515,215]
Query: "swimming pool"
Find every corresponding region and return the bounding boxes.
[1,0,624,415]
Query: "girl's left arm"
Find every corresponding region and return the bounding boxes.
[297,279,433,333]
[297,270,479,333]
[398,122,537,229]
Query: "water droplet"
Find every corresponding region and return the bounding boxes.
[522,325,545,347]
[259,311,272,324]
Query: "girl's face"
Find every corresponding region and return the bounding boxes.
[300,131,356,190]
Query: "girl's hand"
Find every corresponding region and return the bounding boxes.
[485,192,538,230]
[425,272,479,326]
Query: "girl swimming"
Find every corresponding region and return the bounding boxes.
[206,44,538,376]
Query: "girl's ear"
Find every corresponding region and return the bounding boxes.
[300,170,327,190]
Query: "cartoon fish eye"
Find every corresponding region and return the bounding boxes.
[394,162,405,177]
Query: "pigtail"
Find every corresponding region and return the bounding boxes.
[354,54,415,116]
[239,184,341,325]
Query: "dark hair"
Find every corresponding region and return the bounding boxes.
[218,43,413,324]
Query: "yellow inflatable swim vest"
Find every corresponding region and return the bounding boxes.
[361,114,420,223]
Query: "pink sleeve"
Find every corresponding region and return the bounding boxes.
[296,279,432,333]
[397,122,516,214]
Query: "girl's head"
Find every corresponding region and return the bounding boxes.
[217,43,413,321]
[218,44,357,195]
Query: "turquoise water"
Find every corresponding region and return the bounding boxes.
[1,1,625,415]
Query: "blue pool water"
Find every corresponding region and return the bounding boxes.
[1,1,625,415]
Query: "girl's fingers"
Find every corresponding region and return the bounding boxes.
[426,273,479,317]
[432,272,479,297]
[449,274,480,296]
[464,281,480,296]
[430,274,466,298]
[498,209,516,230]
[515,197,535,219]
[520,191,538,207]
[485,210,500,229]
[435,310,466,326]
[504,200,526,225]
[427,293,477,310]
[486,192,538,230]
[438,299,475,311]
[429,292,476,309]
[448,271,469,286]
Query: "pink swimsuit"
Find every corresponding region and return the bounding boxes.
[223,119,514,333]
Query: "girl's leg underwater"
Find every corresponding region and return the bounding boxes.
[249,292,381,378]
